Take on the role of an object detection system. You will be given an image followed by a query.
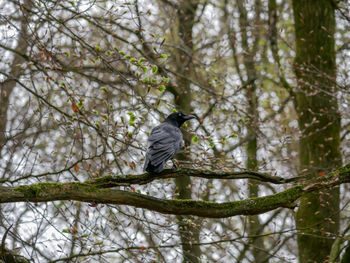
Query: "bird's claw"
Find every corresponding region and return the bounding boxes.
[171,159,179,169]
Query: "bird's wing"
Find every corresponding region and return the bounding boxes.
[146,124,182,166]
[147,124,173,145]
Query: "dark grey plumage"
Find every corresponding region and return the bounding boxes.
[144,112,195,173]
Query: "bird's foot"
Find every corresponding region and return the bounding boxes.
[171,159,179,170]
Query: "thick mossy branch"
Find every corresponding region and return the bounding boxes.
[0,164,349,218]
[2,183,303,218]
[303,163,350,192]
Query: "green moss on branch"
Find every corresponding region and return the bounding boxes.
[0,164,348,218]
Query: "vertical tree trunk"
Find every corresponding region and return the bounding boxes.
[0,1,32,234]
[246,84,266,262]
[292,1,341,262]
[245,82,268,262]
[0,2,32,152]
[236,1,266,261]
[173,1,201,262]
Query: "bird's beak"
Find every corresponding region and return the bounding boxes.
[183,114,196,120]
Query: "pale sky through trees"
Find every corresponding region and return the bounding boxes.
[0,0,350,262]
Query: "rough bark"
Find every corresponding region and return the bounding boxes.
[292,1,341,262]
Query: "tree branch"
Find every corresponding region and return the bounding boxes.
[0,164,349,218]
[0,182,302,218]
[87,168,303,188]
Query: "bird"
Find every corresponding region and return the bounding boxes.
[143,112,196,173]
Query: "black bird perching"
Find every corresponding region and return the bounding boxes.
[143,112,196,173]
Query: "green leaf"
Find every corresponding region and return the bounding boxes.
[160,54,168,59]
[141,77,149,83]
[105,50,113,56]
[127,112,136,121]
[152,65,158,74]
[192,136,198,143]
[161,77,169,83]
[100,86,107,92]
[95,45,101,51]
[142,66,148,73]
[113,46,119,51]
[209,141,215,148]
[77,102,83,109]
[151,78,157,83]
[158,85,166,92]
[129,57,137,63]
[172,109,178,113]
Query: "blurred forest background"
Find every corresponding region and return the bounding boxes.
[1,0,350,262]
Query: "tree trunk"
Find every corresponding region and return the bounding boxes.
[292,1,341,262]
[173,1,201,262]
[0,1,32,240]
[0,2,32,151]
[246,84,266,263]
[236,0,267,261]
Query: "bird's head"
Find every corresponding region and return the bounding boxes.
[164,112,196,127]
